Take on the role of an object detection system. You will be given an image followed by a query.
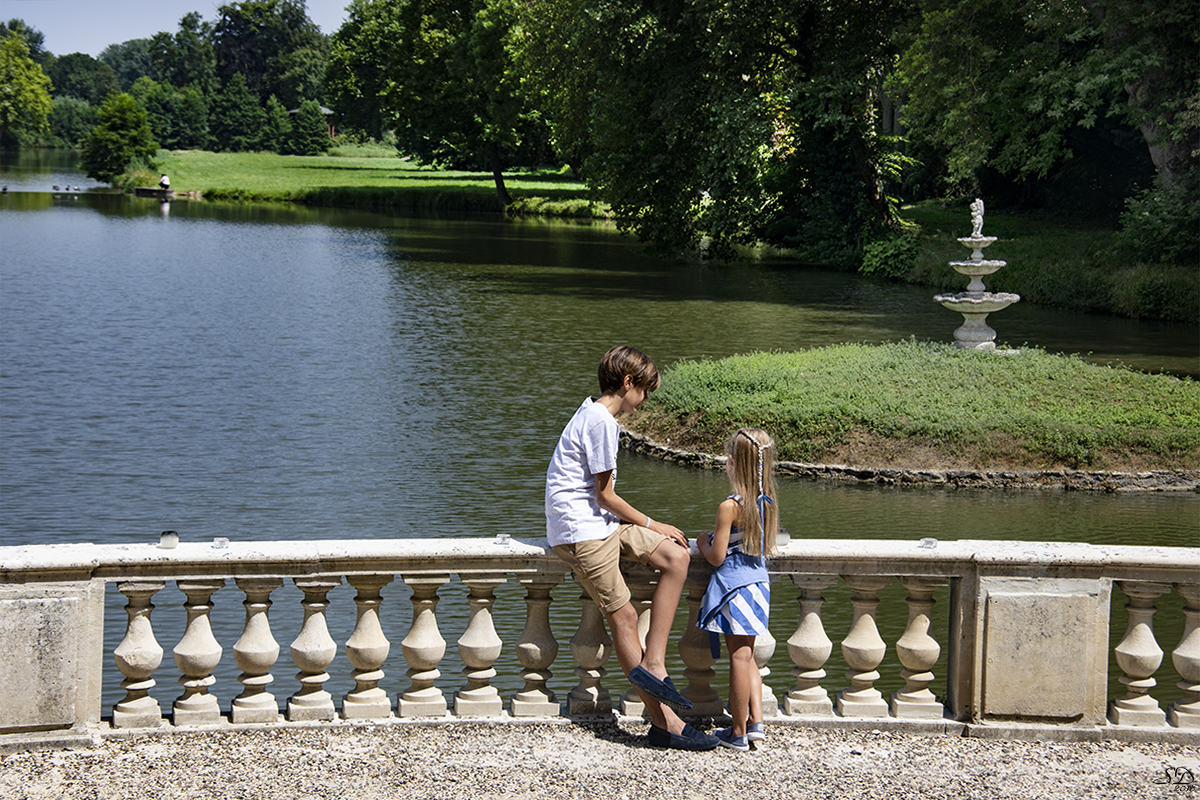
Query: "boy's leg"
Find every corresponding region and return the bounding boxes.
[638,534,689,677]
[605,601,687,733]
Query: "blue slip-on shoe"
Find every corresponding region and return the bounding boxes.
[628,665,693,713]
[714,727,750,752]
[746,721,766,742]
[648,724,719,751]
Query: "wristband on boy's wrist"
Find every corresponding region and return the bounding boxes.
[645,515,653,529]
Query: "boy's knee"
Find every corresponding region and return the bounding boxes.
[655,540,689,574]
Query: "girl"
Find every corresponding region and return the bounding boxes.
[696,428,779,751]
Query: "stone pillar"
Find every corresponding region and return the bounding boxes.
[397,574,449,718]
[287,576,341,722]
[172,579,224,725]
[567,590,612,716]
[511,575,563,717]
[1109,581,1171,726]
[619,572,656,717]
[784,575,837,715]
[342,574,393,720]
[455,574,506,717]
[678,575,723,717]
[837,575,891,718]
[755,619,779,717]
[231,577,283,724]
[891,577,946,719]
[112,581,166,728]
[1169,583,1200,729]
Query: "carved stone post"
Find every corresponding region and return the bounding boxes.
[342,574,393,720]
[837,575,892,718]
[1110,581,1171,726]
[784,575,837,715]
[112,581,166,728]
[455,574,506,717]
[891,577,947,719]
[567,590,612,716]
[231,577,283,724]
[511,575,563,717]
[1169,583,1200,729]
[397,574,449,718]
[287,576,341,722]
[618,570,656,717]
[755,620,779,717]
[678,575,723,716]
[172,579,224,725]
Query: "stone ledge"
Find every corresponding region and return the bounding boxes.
[620,430,1200,492]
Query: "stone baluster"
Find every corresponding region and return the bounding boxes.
[455,574,506,716]
[172,579,224,725]
[112,580,166,728]
[511,575,563,717]
[618,570,657,717]
[1169,583,1200,728]
[891,577,947,718]
[342,574,393,719]
[1110,580,1171,726]
[287,576,341,722]
[397,574,449,717]
[567,590,612,715]
[784,575,837,715]
[837,575,892,718]
[754,620,779,718]
[231,577,283,724]
[678,574,723,716]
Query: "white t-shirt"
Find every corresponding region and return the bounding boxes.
[545,397,620,546]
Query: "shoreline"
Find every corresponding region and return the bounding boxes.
[620,430,1200,493]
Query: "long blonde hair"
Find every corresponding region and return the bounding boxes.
[725,428,778,557]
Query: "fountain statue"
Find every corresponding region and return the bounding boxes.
[934,199,1020,351]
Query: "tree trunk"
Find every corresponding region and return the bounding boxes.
[489,140,512,208]
[1126,70,1194,187]
[846,127,892,226]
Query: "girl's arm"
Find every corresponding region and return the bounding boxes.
[593,469,688,548]
[701,498,740,566]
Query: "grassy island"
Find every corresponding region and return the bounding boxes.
[625,341,1200,472]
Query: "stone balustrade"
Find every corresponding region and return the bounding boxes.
[1,537,1197,751]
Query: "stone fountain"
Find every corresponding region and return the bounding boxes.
[934,198,1020,351]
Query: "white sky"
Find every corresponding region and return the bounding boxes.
[0,0,351,57]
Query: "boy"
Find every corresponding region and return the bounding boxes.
[545,346,717,750]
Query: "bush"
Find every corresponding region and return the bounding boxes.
[861,231,920,279]
[1115,170,1200,266]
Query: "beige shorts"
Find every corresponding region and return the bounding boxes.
[552,523,666,614]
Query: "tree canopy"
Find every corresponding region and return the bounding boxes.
[0,31,54,148]
[80,93,158,182]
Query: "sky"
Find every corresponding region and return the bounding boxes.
[0,0,351,57]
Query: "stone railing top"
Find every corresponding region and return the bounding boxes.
[2,538,1196,583]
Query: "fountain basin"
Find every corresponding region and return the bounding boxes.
[948,259,1008,292]
[934,292,1021,350]
[958,235,998,260]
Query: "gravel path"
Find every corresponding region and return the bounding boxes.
[2,721,1197,800]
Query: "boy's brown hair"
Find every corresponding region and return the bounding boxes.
[598,346,661,394]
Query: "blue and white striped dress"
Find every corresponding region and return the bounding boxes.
[698,496,771,636]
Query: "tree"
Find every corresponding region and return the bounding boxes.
[1,19,50,67]
[100,38,159,91]
[891,0,1198,190]
[80,93,158,183]
[0,32,54,148]
[284,99,328,155]
[213,0,327,102]
[261,94,293,152]
[49,96,97,148]
[325,0,404,139]
[150,13,218,97]
[209,72,265,151]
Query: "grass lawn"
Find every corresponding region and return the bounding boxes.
[154,148,600,216]
[625,341,1200,472]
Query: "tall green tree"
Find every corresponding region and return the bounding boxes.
[0,32,54,148]
[80,93,158,183]
[100,38,159,91]
[49,96,97,148]
[48,52,119,104]
[0,19,49,67]
[213,0,327,104]
[150,12,218,97]
[261,94,293,152]
[284,98,329,155]
[209,72,266,151]
[325,0,404,139]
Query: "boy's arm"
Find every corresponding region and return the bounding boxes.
[593,470,688,548]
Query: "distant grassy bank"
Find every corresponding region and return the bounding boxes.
[625,342,1200,472]
[149,149,1197,322]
